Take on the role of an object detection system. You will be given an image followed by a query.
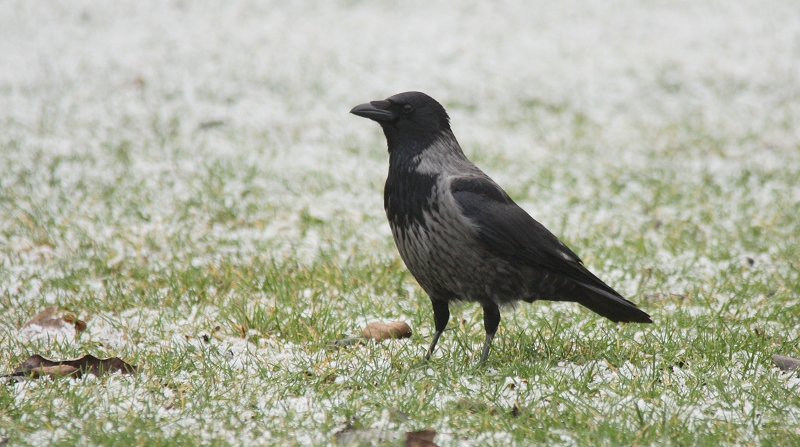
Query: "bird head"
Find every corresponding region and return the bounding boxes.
[350,91,451,152]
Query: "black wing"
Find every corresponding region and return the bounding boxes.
[450,176,583,273]
[451,176,651,323]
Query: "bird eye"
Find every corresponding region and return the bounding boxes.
[402,104,413,113]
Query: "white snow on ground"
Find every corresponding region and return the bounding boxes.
[2,0,800,445]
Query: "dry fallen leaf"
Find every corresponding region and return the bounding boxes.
[773,354,800,372]
[10,354,137,379]
[22,306,87,335]
[329,321,413,348]
[27,365,80,378]
[333,427,437,447]
[405,428,438,447]
[362,321,412,342]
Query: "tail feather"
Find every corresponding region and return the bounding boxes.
[524,268,652,323]
[575,282,652,323]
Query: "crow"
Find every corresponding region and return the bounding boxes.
[350,91,651,364]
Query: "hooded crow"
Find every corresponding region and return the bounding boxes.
[351,91,651,364]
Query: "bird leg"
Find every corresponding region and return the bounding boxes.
[425,299,450,360]
[479,303,501,364]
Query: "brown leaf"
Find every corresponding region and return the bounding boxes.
[22,306,87,335]
[28,365,80,378]
[362,322,412,342]
[773,354,800,372]
[12,354,137,379]
[333,426,437,446]
[405,428,437,447]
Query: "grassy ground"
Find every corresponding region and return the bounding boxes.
[2,1,800,446]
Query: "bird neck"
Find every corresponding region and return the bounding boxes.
[391,131,475,181]
[387,130,465,169]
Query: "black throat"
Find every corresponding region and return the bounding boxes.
[383,131,447,229]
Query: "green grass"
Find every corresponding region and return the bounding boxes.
[2,85,800,446]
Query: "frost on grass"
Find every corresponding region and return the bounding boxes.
[1,0,800,445]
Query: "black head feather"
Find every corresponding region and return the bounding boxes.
[351,91,450,153]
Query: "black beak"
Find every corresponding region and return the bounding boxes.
[350,100,395,122]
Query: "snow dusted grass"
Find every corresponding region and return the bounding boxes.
[2,0,800,445]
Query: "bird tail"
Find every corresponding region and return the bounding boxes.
[575,282,652,323]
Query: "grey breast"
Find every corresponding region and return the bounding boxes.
[391,173,528,306]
